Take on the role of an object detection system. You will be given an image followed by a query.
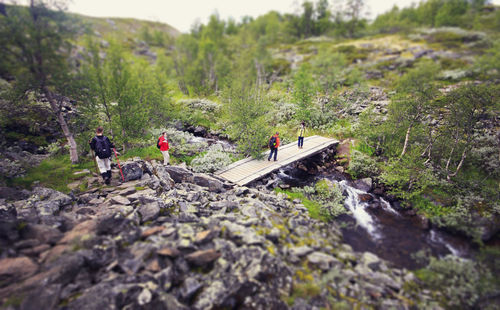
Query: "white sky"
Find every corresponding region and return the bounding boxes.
[10,0,500,33]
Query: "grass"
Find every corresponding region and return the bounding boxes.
[10,154,95,193]
[275,188,323,221]
[285,282,322,306]
[121,145,163,161]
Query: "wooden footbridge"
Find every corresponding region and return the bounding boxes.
[215,135,339,186]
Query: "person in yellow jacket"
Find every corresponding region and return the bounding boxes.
[297,121,306,149]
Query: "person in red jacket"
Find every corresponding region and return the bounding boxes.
[158,132,170,165]
[268,132,280,161]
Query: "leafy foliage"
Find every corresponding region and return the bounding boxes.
[190,144,233,173]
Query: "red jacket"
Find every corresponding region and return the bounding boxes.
[159,136,169,151]
[271,134,280,148]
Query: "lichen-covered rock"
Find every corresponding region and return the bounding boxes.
[121,161,143,182]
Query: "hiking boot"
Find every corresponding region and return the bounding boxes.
[105,170,112,185]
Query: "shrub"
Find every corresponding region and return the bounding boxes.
[190,144,233,173]
[347,150,379,179]
[430,196,483,241]
[314,179,346,220]
[291,180,346,221]
[416,255,497,308]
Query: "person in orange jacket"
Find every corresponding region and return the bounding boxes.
[158,132,170,165]
[268,132,280,161]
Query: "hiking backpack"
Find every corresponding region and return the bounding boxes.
[95,136,111,159]
[269,136,277,148]
[157,137,161,149]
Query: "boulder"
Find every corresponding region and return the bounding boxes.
[164,166,194,183]
[22,224,62,245]
[193,174,224,193]
[307,251,340,270]
[121,162,143,182]
[0,256,38,284]
[154,164,175,189]
[137,201,161,223]
[353,178,372,192]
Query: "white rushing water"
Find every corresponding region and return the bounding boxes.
[429,229,464,257]
[338,180,381,240]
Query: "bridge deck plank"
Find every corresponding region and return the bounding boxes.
[215,136,339,186]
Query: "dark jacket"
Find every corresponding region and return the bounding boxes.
[89,135,114,156]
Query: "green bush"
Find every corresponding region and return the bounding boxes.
[190,144,233,173]
[347,150,379,179]
[416,254,498,308]
[314,179,346,220]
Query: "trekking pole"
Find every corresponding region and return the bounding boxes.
[113,148,125,182]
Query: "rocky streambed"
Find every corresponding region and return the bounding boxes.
[0,156,448,309]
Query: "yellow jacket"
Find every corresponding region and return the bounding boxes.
[297,126,306,137]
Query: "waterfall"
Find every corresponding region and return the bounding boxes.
[338,180,381,239]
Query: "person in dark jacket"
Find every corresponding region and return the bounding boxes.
[89,126,115,185]
[158,132,170,165]
[268,132,280,161]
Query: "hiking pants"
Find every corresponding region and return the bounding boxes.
[268,148,278,161]
[161,150,170,165]
[96,157,111,174]
[298,136,304,148]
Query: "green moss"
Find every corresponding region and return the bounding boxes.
[274,188,323,221]
[10,154,95,193]
[135,186,146,191]
[2,294,24,308]
[17,221,28,231]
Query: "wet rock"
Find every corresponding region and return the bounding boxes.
[358,193,374,202]
[185,249,221,266]
[353,178,372,192]
[121,161,143,182]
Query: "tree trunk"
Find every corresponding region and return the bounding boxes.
[447,147,468,180]
[400,124,413,157]
[44,88,79,163]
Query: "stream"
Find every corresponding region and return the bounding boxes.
[189,133,473,270]
[276,167,473,270]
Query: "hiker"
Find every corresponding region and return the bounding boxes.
[268,132,280,161]
[89,126,115,185]
[158,132,170,165]
[297,121,306,149]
